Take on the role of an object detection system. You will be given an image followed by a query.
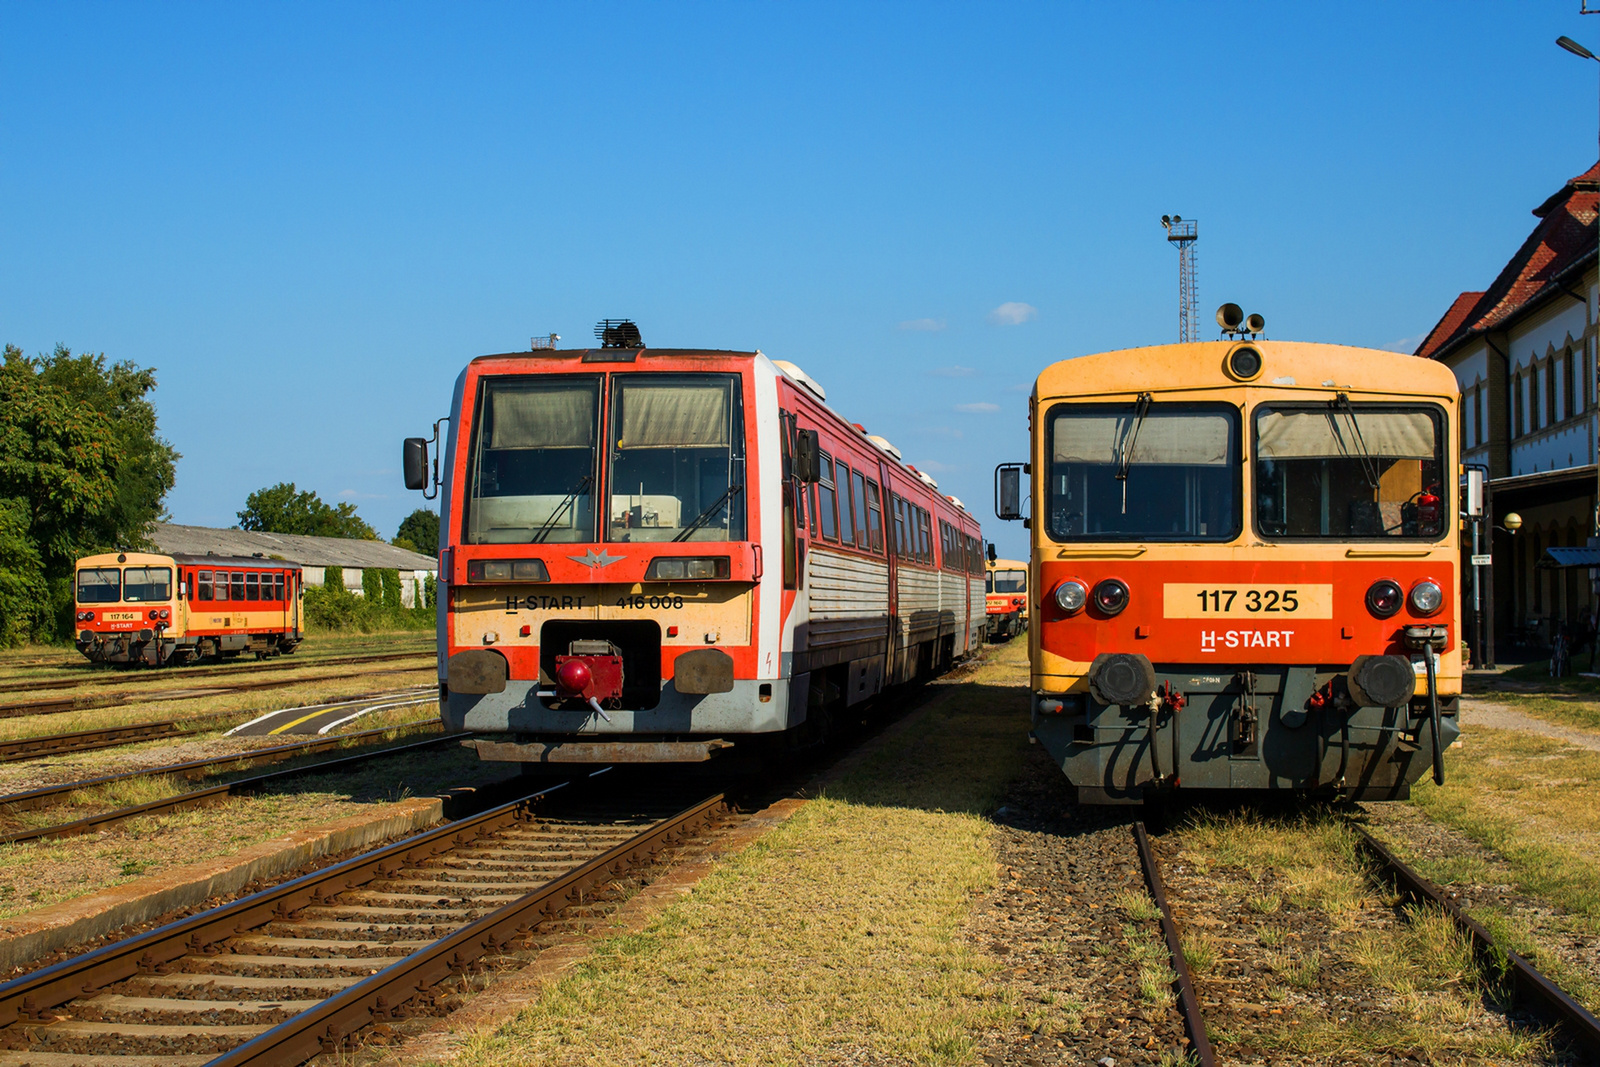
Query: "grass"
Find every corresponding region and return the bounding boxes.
[433,644,1035,1067]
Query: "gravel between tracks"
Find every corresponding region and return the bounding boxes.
[970,746,1190,1067]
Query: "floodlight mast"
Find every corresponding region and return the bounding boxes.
[1160,215,1199,343]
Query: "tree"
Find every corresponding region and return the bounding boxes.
[237,482,377,540]
[395,509,439,558]
[0,344,178,642]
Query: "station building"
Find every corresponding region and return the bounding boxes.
[149,523,438,607]
[1416,161,1599,659]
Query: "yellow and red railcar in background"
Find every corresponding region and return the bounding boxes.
[998,339,1461,803]
[74,551,304,665]
[985,557,1029,640]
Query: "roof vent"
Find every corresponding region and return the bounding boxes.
[595,320,643,348]
[867,435,902,460]
[946,495,966,511]
[914,470,939,490]
[772,360,827,402]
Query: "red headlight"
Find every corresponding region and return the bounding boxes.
[1092,578,1129,616]
[1366,579,1403,619]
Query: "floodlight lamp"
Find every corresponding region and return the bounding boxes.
[1558,35,1597,61]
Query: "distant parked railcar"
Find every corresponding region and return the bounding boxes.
[997,334,1461,803]
[985,557,1030,641]
[404,325,985,764]
[74,551,304,665]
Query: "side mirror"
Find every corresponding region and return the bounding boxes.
[995,463,1023,521]
[403,437,429,491]
[986,541,997,564]
[794,429,822,483]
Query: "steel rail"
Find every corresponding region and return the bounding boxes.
[0,650,435,695]
[1132,822,1217,1067]
[207,791,726,1065]
[0,728,457,846]
[0,666,436,721]
[1352,824,1600,1059]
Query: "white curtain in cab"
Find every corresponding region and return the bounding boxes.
[1053,412,1232,465]
[1257,409,1435,460]
[489,385,596,449]
[618,384,730,449]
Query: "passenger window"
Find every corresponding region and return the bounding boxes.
[866,480,883,552]
[214,572,228,602]
[198,571,213,602]
[918,509,932,563]
[817,454,839,541]
[231,572,246,600]
[836,462,854,545]
[851,471,869,547]
[275,574,285,601]
[246,573,260,601]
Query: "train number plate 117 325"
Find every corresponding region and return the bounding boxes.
[1162,584,1333,619]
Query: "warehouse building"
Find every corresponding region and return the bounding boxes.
[149,523,438,607]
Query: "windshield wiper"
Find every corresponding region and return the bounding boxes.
[1114,392,1152,514]
[532,474,592,543]
[674,484,742,543]
[1329,393,1383,489]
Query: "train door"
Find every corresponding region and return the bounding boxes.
[291,572,301,635]
[879,460,900,681]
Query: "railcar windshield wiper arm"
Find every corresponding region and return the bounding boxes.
[1330,393,1383,489]
[673,484,742,543]
[1114,392,1152,514]
[532,475,592,543]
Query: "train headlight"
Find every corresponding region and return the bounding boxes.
[1409,580,1444,616]
[1224,343,1264,382]
[1054,580,1087,614]
[159,609,170,620]
[646,557,730,581]
[1365,579,1403,619]
[1092,578,1129,616]
[467,559,550,583]
[148,609,160,620]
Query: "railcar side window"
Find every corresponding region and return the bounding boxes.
[1254,404,1445,540]
[850,472,869,548]
[917,508,932,564]
[231,572,246,600]
[817,454,839,541]
[866,481,884,552]
[246,574,259,601]
[122,567,171,602]
[76,568,121,604]
[214,572,228,602]
[836,462,855,546]
[1046,402,1240,542]
[274,574,285,601]
[608,373,746,543]
[466,376,601,544]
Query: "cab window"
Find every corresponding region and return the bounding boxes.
[77,568,121,604]
[123,567,171,602]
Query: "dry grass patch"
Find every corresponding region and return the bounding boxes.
[437,646,1035,1066]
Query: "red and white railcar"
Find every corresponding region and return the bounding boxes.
[406,329,985,763]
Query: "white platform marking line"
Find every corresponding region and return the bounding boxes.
[221,686,432,736]
[314,697,437,735]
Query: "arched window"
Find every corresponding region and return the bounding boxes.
[1473,380,1484,445]
[1546,358,1557,426]
[1564,347,1576,420]
[1514,371,1525,437]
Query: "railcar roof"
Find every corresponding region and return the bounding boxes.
[987,559,1029,570]
[1034,341,1458,399]
[171,554,304,569]
[468,348,760,363]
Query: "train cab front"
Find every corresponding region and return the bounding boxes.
[73,554,177,666]
[1026,371,1461,804]
[433,357,782,764]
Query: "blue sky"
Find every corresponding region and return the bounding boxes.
[3,2,1597,561]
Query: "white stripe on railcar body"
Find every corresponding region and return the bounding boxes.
[753,355,784,682]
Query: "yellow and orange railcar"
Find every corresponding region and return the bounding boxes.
[984,557,1029,640]
[998,339,1460,803]
[73,551,304,665]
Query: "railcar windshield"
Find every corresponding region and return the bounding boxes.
[607,374,746,543]
[465,376,601,544]
[1254,403,1446,539]
[122,567,171,602]
[988,569,1026,593]
[76,568,121,603]
[1045,402,1240,542]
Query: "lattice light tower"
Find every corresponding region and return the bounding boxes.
[1161,215,1199,343]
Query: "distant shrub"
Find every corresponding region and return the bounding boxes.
[304,568,430,634]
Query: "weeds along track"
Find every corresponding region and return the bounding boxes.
[0,687,435,764]
[0,779,725,1067]
[1141,813,1600,1064]
[0,663,437,721]
[0,728,455,846]
[0,652,434,696]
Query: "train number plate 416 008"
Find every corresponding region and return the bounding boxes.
[1162,584,1333,619]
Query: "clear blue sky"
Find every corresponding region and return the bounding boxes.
[4,2,1597,560]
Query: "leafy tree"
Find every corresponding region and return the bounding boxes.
[395,508,439,558]
[237,482,377,540]
[0,344,178,643]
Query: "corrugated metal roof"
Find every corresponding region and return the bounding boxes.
[1539,547,1600,570]
[151,523,437,571]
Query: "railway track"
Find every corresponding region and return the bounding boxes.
[0,665,435,722]
[0,778,725,1066]
[0,728,454,846]
[0,687,432,764]
[1134,819,1600,1064]
[0,651,434,697]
